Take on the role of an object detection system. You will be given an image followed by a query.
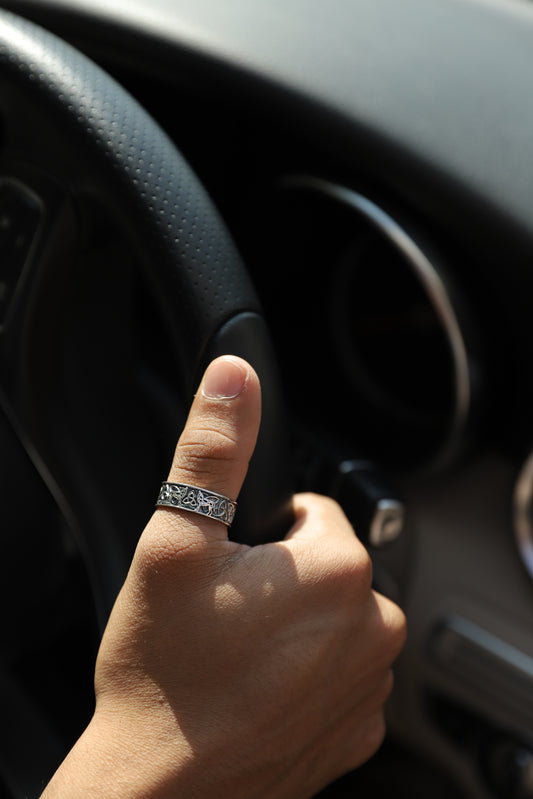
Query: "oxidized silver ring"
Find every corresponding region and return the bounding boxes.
[156,482,237,526]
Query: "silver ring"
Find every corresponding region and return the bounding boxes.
[156,482,237,526]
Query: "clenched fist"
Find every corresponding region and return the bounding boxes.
[42,356,406,799]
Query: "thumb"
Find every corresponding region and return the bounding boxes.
[153,355,261,544]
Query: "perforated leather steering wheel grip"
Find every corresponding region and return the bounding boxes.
[0,9,293,616]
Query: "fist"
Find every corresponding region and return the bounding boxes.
[42,356,406,799]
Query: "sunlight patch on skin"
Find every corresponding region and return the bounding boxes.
[213,576,276,612]
[213,581,246,612]
[261,578,276,600]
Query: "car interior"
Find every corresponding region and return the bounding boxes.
[1,1,533,797]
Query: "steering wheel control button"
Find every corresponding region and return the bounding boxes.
[0,179,42,328]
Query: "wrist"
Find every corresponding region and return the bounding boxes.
[40,709,191,799]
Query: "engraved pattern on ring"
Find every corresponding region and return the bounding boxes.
[156,482,237,526]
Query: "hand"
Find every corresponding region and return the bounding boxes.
[42,356,406,799]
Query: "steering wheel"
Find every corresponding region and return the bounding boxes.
[0,9,292,794]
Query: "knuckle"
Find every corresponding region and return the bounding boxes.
[301,539,374,613]
[342,712,387,775]
[379,668,395,704]
[178,425,239,463]
[335,544,374,601]
[363,712,387,759]
[316,493,346,517]
[373,596,407,664]
[354,545,374,590]
[386,605,408,656]
[298,492,340,513]
[177,455,237,484]
[297,493,352,529]
[171,426,240,484]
